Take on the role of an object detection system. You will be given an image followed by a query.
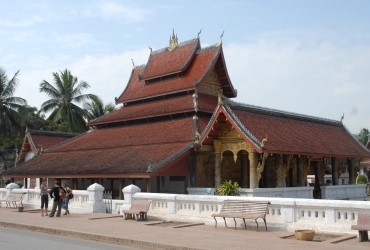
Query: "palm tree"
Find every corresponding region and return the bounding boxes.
[357,128,369,146]
[39,69,98,133]
[0,68,27,141]
[84,97,115,121]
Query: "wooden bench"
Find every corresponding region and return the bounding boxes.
[122,200,152,221]
[0,192,25,208]
[351,209,370,242]
[211,200,269,231]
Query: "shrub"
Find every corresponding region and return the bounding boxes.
[218,180,240,196]
[356,174,368,184]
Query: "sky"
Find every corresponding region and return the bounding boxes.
[1,0,370,134]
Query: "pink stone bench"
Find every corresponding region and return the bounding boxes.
[122,200,152,221]
[351,209,370,242]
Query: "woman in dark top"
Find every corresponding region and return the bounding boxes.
[49,180,65,217]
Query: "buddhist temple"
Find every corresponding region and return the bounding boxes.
[2,31,370,199]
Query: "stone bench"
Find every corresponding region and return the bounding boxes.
[351,209,370,242]
[211,200,269,231]
[122,200,152,221]
[0,192,25,208]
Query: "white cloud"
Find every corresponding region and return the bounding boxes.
[224,37,370,133]
[98,2,150,22]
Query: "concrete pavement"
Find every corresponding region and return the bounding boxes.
[0,207,369,250]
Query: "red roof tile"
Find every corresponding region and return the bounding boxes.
[89,93,217,126]
[227,104,370,158]
[140,39,200,80]
[5,117,200,176]
[116,47,220,104]
[50,117,196,153]
[30,134,75,151]
[7,143,189,175]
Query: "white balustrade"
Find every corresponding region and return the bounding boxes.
[121,185,370,234]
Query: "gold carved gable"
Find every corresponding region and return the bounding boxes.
[197,68,222,96]
[219,122,240,138]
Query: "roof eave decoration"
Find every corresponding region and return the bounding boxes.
[197,103,263,152]
[168,29,179,52]
[146,142,200,173]
[216,31,224,47]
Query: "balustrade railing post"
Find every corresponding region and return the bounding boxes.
[120,184,141,213]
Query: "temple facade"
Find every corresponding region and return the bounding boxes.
[2,31,370,199]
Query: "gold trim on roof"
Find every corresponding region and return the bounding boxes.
[216,31,224,47]
[168,29,178,52]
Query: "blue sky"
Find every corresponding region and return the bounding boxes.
[1,0,370,133]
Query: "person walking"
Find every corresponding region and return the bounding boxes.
[62,182,72,215]
[40,179,49,216]
[49,180,65,217]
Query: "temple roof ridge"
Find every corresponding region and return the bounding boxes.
[151,38,199,55]
[225,98,342,126]
[27,129,80,137]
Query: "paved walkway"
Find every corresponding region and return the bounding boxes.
[0,208,369,250]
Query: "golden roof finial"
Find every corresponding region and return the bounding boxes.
[341,113,344,123]
[261,134,268,148]
[197,29,202,39]
[131,59,135,69]
[148,46,153,54]
[168,29,179,52]
[216,31,224,47]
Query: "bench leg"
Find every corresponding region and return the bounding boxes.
[223,217,227,227]
[262,217,268,231]
[233,218,236,230]
[255,219,259,232]
[359,230,369,242]
[242,218,246,229]
[214,217,217,228]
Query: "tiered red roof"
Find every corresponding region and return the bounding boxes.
[8,117,211,177]
[89,93,217,126]
[140,39,200,80]
[116,46,220,104]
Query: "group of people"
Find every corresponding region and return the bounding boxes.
[40,179,73,217]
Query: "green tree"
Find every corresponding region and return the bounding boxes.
[357,128,369,146]
[84,96,115,121]
[0,68,27,142]
[39,69,98,133]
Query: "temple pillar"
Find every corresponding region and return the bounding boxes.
[331,157,339,185]
[313,161,321,199]
[248,151,258,188]
[291,157,297,187]
[276,155,284,187]
[73,178,78,190]
[213,140,222,189]
[241,152,249,188]
[283,155,290,187]
[146,178,151,193]
[348,158,356,184]
[119,178,124,200]
[156,176,160,193]
[184,175,188,194]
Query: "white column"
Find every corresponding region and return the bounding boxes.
[84,183,105,213]
[6,183,20,196]
[120,184,141,214]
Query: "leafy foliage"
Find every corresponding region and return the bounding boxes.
[357,128,369,146]
[0,68,27,142]
[84,96,115,121]
[356,174,368,184]
[39,69,98,133]
[217,180,241,196]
